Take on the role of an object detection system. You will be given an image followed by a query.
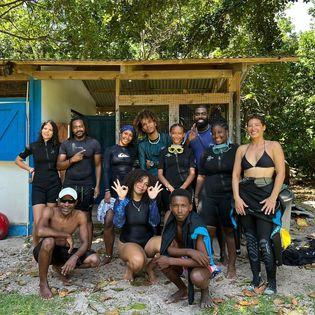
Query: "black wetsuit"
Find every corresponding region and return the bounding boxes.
[119,200,154,248]
[19,141,61,205]
[198,143,238,227]
[158,146,195,209]
[103,144,137,198]
[59,137,101,212]
[239,143,277,290]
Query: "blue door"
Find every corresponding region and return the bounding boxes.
[0,98,26,161]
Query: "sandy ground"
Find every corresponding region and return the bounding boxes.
[0,207,314,314]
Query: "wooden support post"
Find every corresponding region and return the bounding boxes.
[169,103,179,128]
[228,93,234,141]
[115,78,120,143]
[235,72,241,144]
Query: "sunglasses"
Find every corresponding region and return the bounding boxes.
[60,198,76,204]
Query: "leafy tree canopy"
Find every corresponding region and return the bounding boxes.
[0,0,311,59]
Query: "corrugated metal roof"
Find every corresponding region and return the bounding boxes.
[84,78,227,107]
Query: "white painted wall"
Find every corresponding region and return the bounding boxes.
[0,162,29,224]
[41,80,96,123]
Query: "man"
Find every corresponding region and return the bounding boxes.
[134,110,171,176]
[57,117,101,248]
[34,187,100,299]
[186,105,214,169]
[155,189,216,309]
[186,106,227,263]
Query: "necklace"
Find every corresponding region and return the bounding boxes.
[148,133,160,145]
[132,200,142,212]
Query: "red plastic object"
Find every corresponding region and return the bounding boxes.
[0,212,9,240]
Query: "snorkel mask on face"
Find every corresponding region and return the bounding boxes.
[168,144,184,154]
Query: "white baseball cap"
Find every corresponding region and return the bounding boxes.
[58,187,78,200]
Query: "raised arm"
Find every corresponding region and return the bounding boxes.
[232,146,247,215]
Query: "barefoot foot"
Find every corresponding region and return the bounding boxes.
[102,255,112,265]
[227,266,236,279]
[123,266,134,281]
[39,283,53,300]
[200,289,214,309]
[165,288,188,304]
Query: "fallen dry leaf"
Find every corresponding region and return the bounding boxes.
[58,289,69,297]
[291,297,298,306]
[238,300,252,306]
[105,309,119,315]
[308,291,315,298]
[296,218,308,227]
[274,298,285,306]
[242,288,255,297]
[254,283,267,294]
[212,297,225,304]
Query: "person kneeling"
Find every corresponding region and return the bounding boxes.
[34,187,100,299]
[155,188,215,309]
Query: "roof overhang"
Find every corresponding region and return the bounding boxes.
[0,56,299,81]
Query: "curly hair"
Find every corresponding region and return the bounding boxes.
[37,120,60,146]
[133,110,159,137]
[123,169,157,202]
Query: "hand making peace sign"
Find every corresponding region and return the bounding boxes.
[147,181,163,200]
[112,179,129,200]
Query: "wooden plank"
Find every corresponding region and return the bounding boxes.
[6,56,299,67]
[119,69,233,80]
[115,78,120,142]
[20,69,232,80]
[25,71,120,80]
[0,74,28,81]
[119,93,232,106]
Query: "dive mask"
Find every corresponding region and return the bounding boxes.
[168,144,184,154]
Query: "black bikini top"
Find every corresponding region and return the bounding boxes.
[241,142,275,170]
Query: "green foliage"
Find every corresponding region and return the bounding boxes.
[242,31,315,177]
[0,0,310,59]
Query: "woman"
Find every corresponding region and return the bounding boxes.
[158,123,195,211]
[15,120,61,245]
[112,169,162,283]
[99,125,137,264]
[195,120,238,279]
[232,114,285,294]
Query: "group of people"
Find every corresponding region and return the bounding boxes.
[15,106,286,307]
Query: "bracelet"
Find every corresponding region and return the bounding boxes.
[73,253,79,259]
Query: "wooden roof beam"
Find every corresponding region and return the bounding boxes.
[119,93,232,105]
[18,69,232,80]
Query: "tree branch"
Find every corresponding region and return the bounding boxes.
[0,28,48,40]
